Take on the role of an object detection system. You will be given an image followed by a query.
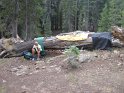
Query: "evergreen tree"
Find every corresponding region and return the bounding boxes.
[98,1,110,32]
[98,0,124,32]
[1,0,124,38]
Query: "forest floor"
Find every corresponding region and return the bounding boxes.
[0,48,124,93]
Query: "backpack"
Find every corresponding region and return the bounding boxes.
[22,51,33,60]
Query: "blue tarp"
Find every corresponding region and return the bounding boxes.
[92,32,112,50]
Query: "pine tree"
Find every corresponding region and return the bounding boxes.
[98,1,110,32]
[98,0,124,32]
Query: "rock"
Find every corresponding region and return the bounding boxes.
[119,54,124,58]
[50,65,57,68]
[78,52,97,63]
[29,73,33,75]
[117,62,123,66]
[2,79,6,83]
[21,85,30,91]
[11,67,18,72]
[113,50,120,54]
[35,67,40,70]
[42,66,46,69]
[79,54,90,63]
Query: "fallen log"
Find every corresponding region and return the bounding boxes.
[13,36,92,53]
[0,31,93,58]
[1,28,124,58]
[12,27,124,53]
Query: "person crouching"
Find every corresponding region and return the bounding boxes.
[32,41,42,60]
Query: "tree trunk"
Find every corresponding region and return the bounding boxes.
[12,0,19,38]
[25,0,28,40]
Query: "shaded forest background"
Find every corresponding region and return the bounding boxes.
[0,0,124,40]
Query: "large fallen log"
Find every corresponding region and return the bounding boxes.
[1,27,124,58]
[0,31,93,58]
[13,36,92,53]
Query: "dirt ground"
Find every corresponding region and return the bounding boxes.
[0,48,124,93]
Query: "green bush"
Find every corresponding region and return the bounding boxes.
[64,46,80,57]
[64,46,80,68]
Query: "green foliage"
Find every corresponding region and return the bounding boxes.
[98,3,110,32]
[0,0,44,39]
[0,19,5,36]
[1,0,124,38]
[64,46,80,57]
[98,0,124,32]
[44,16,52,36]
[64,46,80,68]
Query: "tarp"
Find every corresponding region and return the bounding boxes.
[56,32,89,41]
[92,32,112,50]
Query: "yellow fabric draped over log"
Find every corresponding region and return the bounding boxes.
[56,32,89,41]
